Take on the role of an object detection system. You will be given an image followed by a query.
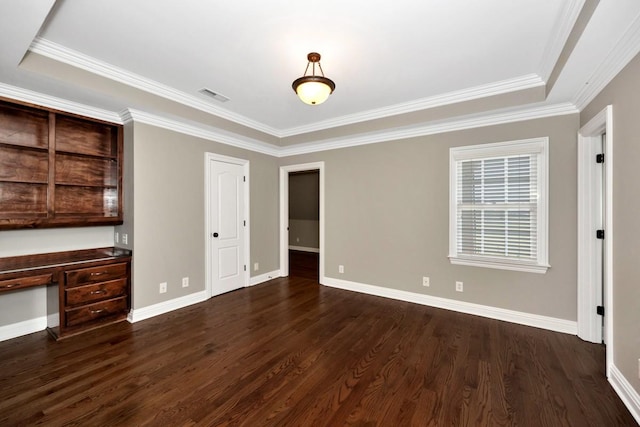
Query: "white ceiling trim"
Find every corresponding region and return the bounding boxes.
[538,0,585,82]
[573,11,640,110]
[279,74,545,137]
[122,102,578,158]
[28,37,282,137]
[278,103,579,157]
[27,37,556,140]
[0,82,123,123]
[0,81,578,159]
[119,108,280,157]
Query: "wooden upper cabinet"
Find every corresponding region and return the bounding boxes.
[0,99,123,229]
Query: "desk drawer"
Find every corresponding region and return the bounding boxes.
[66,263,127,287]
[0,273,53,292]
[65,278,127,306]
[65,296,127,327]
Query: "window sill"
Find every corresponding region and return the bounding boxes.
[449,256,549,274]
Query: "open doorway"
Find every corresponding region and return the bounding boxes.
[288,170,320,280]
[279,162,325,284]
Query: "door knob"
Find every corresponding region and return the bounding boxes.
[213,232,219,238]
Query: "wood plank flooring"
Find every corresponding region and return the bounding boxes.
[0,263,636,425]
[289,250,319,281]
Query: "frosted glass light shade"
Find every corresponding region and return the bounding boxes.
[295,79,333,105]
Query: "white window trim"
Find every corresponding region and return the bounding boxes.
[448,137,550,274]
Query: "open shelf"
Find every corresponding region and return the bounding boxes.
[0,98,123,229]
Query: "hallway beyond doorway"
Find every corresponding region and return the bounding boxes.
[289,250,319,281]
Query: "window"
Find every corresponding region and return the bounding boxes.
[449,137,549,273]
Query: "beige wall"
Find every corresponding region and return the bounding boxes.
[280,114,579,320]
[126,122,279,309]
[581,52,640,395]
[289,220,319,249]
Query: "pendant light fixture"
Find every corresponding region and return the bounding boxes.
[292,52,335,105]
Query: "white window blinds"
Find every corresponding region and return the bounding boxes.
[457,154,537,260]
[449,138,549,273]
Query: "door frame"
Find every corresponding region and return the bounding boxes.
[279,162,325,283]
[205,152,250,298]
[577,105,613,376]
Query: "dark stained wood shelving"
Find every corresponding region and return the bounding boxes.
[0,98,123,229]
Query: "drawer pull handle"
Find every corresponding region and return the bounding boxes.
[0,283,19,289]
[90,272,107,277]
[90,309,105,314]
[90,290,107,295]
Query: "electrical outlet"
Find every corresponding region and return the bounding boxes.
[114,232,119,243]
[638,358,640,379]
[338,265,344,274]
[296,237,300,243]
[423,276,430,287]
[159,282,167,293]
[182,277,189,288]
[122,233,128,245]
[254,262,259,271]
[456,281,463,292]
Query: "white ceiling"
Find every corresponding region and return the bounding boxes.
[1,1,640,149]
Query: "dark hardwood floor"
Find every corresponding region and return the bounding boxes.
[289,249,319,281]
[0,268,636,425]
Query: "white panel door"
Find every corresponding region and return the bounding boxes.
[210,160,245,296]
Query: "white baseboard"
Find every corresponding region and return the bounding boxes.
[47,313,59,328]
[127,290,208,323]
[322,277,577,335]
[289,245,320,253]
[249,270,280,286]
[0,316,47,342]
[609,364,640,425]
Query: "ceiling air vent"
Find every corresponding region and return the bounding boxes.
[198,88,230,103]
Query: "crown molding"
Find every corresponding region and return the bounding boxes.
[574,11,640,110]
[27,38,551,139]
[278,103,579,157]
[28,37,282,137]
[539,0,585,82]
[120,109,280,157]
[279,74,545,137]
[122,103,577,158]
[0,81,578,159]
[0,82,122,123]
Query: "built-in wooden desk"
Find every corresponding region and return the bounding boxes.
[0,247,132,340]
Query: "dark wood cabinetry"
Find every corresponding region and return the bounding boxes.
[62,261,129,331]
[0,99,123,229]
[0,247,132,339]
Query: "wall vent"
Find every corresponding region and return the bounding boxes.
[198,88,230,103]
